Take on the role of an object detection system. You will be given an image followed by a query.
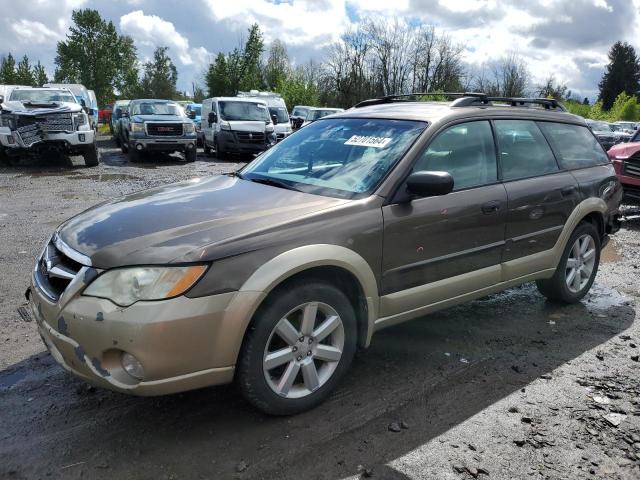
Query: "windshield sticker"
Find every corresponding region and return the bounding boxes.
[344,135,392,148]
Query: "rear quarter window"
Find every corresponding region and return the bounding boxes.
[538,122,609,169]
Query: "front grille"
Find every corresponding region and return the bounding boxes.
[16,124,43,147]
[17,113,73,133]
[35,238,85,301]
[623,161,640,178]
[236,131,265,144]
[276,133,285,141]
[146,123,183,136]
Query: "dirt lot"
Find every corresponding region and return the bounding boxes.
[1,137,639,480]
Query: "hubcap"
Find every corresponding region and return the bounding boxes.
[565,234,596,293]
[263,302,344,399]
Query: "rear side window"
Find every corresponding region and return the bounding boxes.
[413,121,497,190]
[495,120,559,181]
[537,122,608,169]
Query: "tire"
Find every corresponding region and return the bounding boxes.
[128,148,141,163]
[184,147,196,163]
[213,139,224,160]
[203,140,212,156]
[536,221,601,304]
[237,281,357,415]
[114,135,121,148]
[83,143,99,167]
[121,135,129,153]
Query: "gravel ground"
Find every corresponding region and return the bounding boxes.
[0,137,639,480]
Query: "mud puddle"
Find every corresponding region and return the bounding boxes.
[601,238,623,263]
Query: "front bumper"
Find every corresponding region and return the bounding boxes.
[218,129,273,154]
[28,271,262,395]
[0,126,95,150]
[128,136,197,152]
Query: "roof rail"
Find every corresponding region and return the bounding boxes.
[354,92,566,111]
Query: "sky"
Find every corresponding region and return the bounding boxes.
[1,0,640,101]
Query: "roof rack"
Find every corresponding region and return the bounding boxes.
[353,92,566,111]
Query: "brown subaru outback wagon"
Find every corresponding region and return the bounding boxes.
[28,93,622,415]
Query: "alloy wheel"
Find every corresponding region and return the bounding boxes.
[565,234,596,293]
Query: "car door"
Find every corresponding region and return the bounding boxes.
[381,120,507,316]
[494,119,580,269]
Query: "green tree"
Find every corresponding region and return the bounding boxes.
[598,41,640,110]
[537,75,567,100]
[608,92,639,121]
[139,47,178,99]
[54,8,139,105]
[239,23,265,91]
[265,40,289,89]
[0,53,16,84]
[205,52,231,97]
[274,67,318,109]
[192,84,206,103]
[32,61,48,86]
[15,55,34,85]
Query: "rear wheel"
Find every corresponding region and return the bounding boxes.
[184,147,196,163]
[203,140,212,156]
[83,143,99,167]
[536,222,601,303]
[213,139,224,160]
[237,281,357,415]
[121,135,129,153]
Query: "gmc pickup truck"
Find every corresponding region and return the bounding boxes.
[119,99,197,163]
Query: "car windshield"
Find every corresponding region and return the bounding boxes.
[219,101,269,121]
[308,109,341,121]
[292,107,308,117]
[589,121,612,132]
[269,107,289,123]
[242,118,427,199]
[132,102,181,116]
[10,89,77,103]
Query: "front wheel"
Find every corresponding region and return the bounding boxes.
[82,143,99,167]
[237,281,357,415]
[184,147,196,163]
[536,222,601,303]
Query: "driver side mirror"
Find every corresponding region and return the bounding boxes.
[270,114,278,125]
[406,171,454,198]
[0,95,4,105]
[208,111,217,125]
[79,98,88,113]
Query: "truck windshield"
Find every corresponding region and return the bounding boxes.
[309,109,340,121]
[132,102,181,116]
[10,89,77,103]
[188,106,201,116]
[269,107,289,123]
[242,118,427,199]
[219,101,269,122]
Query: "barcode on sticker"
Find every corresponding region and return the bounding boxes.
[344,135,392,148]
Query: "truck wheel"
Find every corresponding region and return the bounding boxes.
[83,144,100,167]
[203,141,212,156]
[536,222,601,304]
[214,139,224,160]
[121,136,129,153]
[114,135,121,148]
[237,281,357,415]
[185,147,196,163]
[128,148,141,163]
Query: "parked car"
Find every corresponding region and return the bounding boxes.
[27,93,621,415]
[608,128,640,204]
[586,119,618,150]
[201,97,276,158]
[44,83,97,130]
[300,107,344,128]
[237,91,293,141]
[0,86,98,166]
[119,98,197,163]
[290,105,312,129]
[99,103,113,124]
[184,103,202,146]
[110,100,130,143]
[613,121,638,135]
[609,123,633,143]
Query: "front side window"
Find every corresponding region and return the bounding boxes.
[412,121,497,190]
[495,120,559,181]
[292,107,308,117]
[242,118,427,198]
[538,122,608,169]
[219,101,268,121]
[132,102,181,116]
[269,107,289,123]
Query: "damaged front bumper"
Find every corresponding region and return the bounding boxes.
[0,126,95,152]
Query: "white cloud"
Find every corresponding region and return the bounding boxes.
[10,19,62,44]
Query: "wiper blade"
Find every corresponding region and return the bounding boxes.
[248,177,300,192]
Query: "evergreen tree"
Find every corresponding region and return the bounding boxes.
[32,61,48,86]
[583,97,590,105]
[205,53,231,97]
[15,55,34,85]
[0,53,17,84]
[140,47,178,99]
[239,24,265,91]
[265,40,289,89]
[598,41,640,110]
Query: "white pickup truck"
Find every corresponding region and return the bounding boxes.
[0,86,98,166]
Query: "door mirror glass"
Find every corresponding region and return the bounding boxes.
[208,111,217,125]
[406,171,454,197]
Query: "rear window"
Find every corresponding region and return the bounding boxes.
[538,122,609,169]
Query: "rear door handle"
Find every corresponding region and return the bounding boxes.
[561,186,577,197]
[481,200,501,214]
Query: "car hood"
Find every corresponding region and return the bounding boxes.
[57,175,347,268]
[131,114,186,123]
[0,100,81,115]
[608,141,640,158]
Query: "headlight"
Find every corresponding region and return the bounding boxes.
[0,115,15,129]
[183,122,195,134]
[220,121,231,131]
[72,113,87,129]
[131,122,145,133]
[83,265,208,307]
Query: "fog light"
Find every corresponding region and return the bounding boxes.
[121,352,145,380]
[6,135,14,144]
[78,133,85,142]
[136,143,143,151]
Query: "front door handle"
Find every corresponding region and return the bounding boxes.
[481,200,501,214]
[561,186,577,197]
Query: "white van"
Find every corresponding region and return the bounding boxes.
[237,90,292,141]
[201,97,276,158]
